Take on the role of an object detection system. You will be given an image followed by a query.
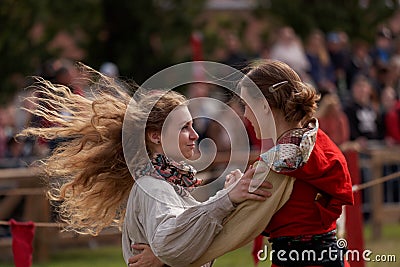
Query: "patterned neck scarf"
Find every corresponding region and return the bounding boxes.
[260,118,318,173]
[136,153,202,197]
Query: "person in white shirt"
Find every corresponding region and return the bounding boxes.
[19,65,273,267]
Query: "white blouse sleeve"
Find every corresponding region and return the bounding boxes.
[136,176,235,267]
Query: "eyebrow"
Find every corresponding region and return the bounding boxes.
[238,98,246,106]
[227,96,246,106]
[177,120,192,127]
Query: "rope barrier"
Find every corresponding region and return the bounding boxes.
[0,170,399,228]
[2,171,399,196]
[0,220,65,228]
[352,170,400,192]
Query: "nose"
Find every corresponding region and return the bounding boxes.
[189,126,199,141]
[244,106,249,119]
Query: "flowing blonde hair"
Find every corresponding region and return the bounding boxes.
[20,64,187,235]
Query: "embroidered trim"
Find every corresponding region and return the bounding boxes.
[260,118,319,172]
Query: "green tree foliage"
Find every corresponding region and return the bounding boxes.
[0,0,102,105]
[1,0,397,104]
[256,0,397,40]
[0,0,205,104]
[95,0,205,83]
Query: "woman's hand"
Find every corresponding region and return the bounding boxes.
[128,243,164,267]
[224,169,243,188]
[227,166,273,205]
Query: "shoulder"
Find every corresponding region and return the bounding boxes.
[316,130,344,155]
[314,129,348,171]
[136,175,163,186]
[134,176,187,208]
[135,176,178,199]
[317,129,336,146]
[285,129,349,179]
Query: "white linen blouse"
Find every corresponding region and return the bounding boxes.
[122,175,235,267]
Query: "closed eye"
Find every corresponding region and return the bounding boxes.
[181,122,191,130]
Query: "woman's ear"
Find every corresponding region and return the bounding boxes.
[147,131,161,144]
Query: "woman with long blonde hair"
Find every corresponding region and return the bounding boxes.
[130,59,354,267]
[20,65,273,267]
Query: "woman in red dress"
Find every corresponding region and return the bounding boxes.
[241,59,354,267]
[129,59,354,267]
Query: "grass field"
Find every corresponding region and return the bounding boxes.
[1,223,398,267]
[214,223,400,267]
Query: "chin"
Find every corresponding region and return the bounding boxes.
[182,151,195,160]
[184,153,194,160]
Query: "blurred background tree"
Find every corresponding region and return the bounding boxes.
[256,0,397,40]
[96,0,205,82]
[1,0,398,104]
[0,0,205,104]
[0,0,103,104]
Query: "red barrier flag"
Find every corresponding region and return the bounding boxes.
[252,234,264,266]
[9,219,35,267]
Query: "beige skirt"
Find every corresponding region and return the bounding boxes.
[189,160,295,267]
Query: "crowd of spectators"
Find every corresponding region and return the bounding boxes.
[224,21,400,151]
[2,13,400,171]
